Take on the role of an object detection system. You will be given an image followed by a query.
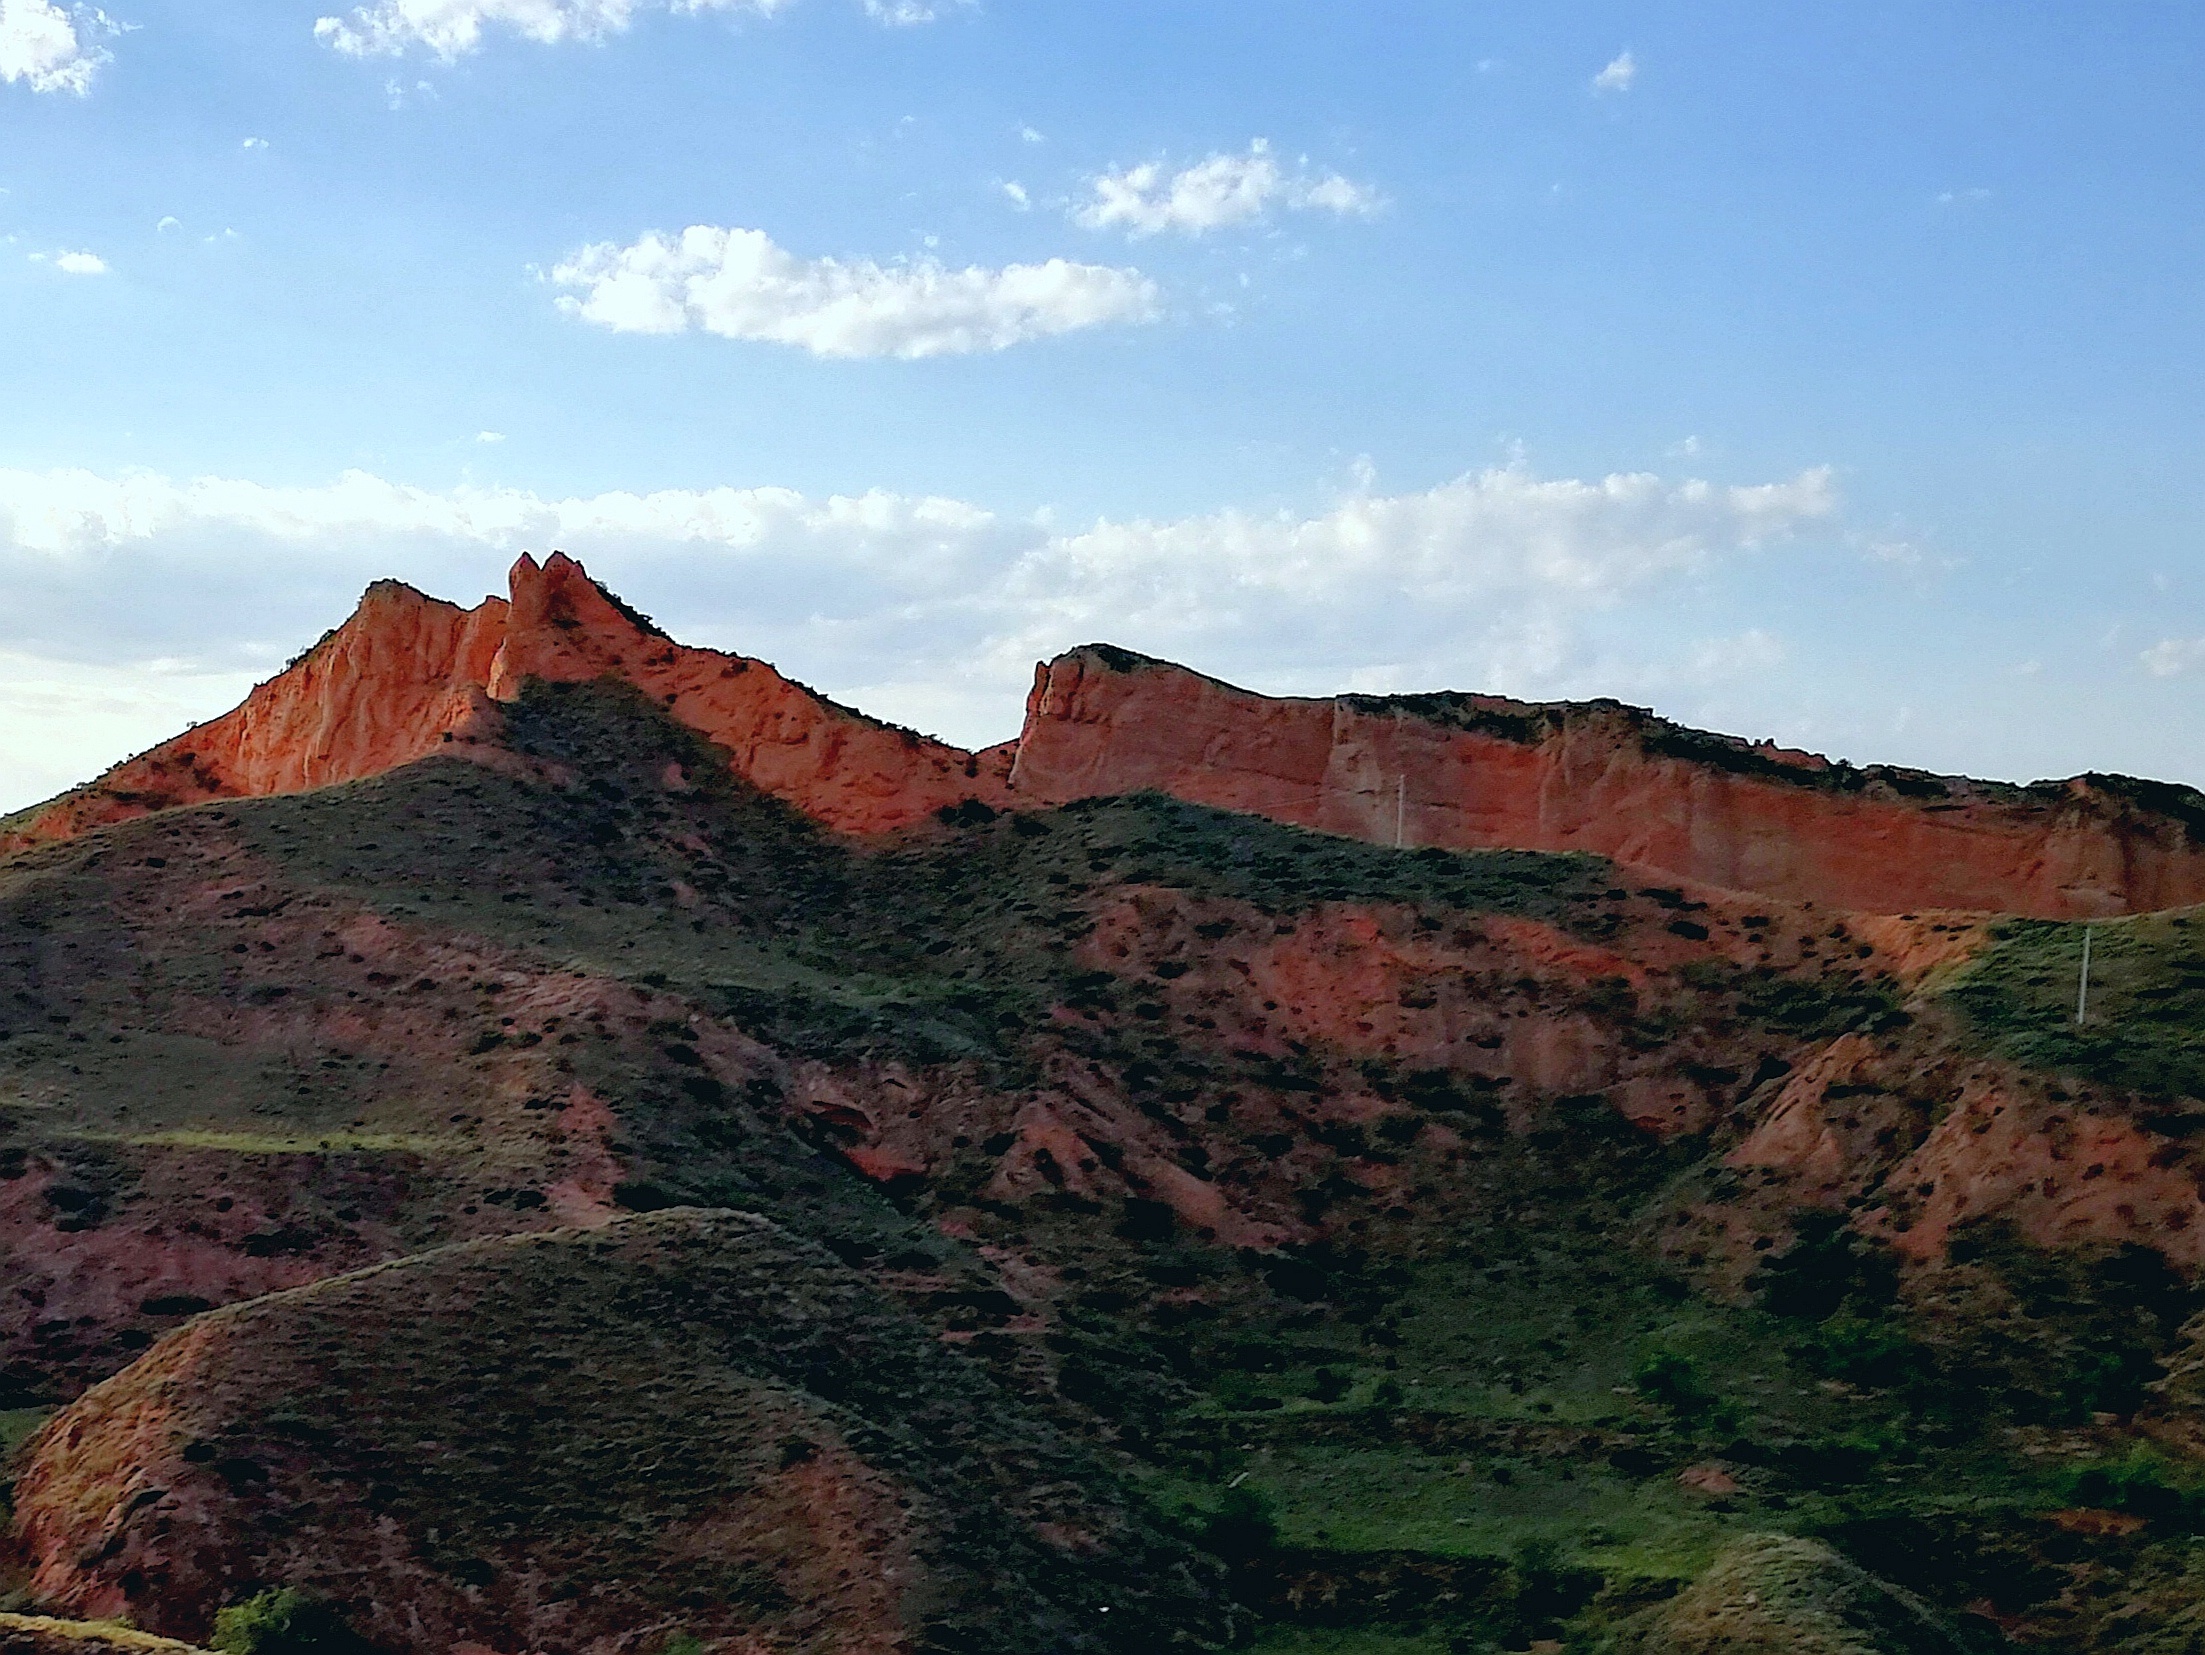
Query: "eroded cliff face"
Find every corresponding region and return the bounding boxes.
[0,583,511,854]
[1009,646,2205,920]
[0,555,1008,857]
[10,559,2204,920]
[490,551,1016,834]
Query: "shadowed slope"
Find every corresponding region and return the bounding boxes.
[12,1209,1227,1655]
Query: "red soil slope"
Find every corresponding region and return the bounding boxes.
[10,558,2204,919]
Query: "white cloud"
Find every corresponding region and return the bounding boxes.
[0,459,1836,805]
[2143,638,2205,678]
[1000,180,1029,210]
[0,649,262,813]
[549,224,1159,358]
[310,0,948,57]
[862,0,942,22]
[314,0,790,58]
[1592,49,1636,93]
[241,135,268,149]
[52,249,107,274]
[475,430,507,444]
[1076,139,1382,238]
[0,0,116,95]
[154,214,180,232]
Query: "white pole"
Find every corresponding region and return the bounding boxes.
[2077,925,2092,1025]
[1394,775,1406,849]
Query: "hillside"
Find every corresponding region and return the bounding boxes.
[2,570,2205,1651]
[13,1209,1223,1654]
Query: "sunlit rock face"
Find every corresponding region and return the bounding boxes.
[1008,644,2205,919]
[12,555,2205,919]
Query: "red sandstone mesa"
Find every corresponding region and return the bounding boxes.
[8,554,2204,919]
[1009,647,2205,919]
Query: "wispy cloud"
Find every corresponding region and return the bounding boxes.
[1592,49,1636,94]
[1075,140,1383,238]
[2143,637,2205,678]
[313,0,936,59]
[550,224,1159,358]
[862,0,953,23]
[0,0,121,95]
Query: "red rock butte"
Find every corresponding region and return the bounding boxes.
[7,551,2204,920]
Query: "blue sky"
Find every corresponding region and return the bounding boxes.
[2,1,2202,811]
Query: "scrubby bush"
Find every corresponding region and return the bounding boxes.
[1198,1483,1281,1566]
[211,1587,368,1654]
[1633,1348,1712,1414]
[1755,1211,1899,1323]
[1803,1313,1929,1392]
[2056,1446,2205,1526]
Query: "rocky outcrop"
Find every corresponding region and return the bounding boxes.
[0,555,1010,856]
[489,551,1015,834]
[1007,647,2205,919]
[11,559,2205,918]
[0,582,510,854]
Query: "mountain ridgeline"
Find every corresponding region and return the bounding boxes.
[3,561,2205,1652]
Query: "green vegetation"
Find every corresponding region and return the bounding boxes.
[12,678,2205,1652]
[66,1129,456,1156]
[209,1590,365,1654]
[1948,907,2205,1099]
[0,1406,51,1462]
[1044,1091,2205,1651]
[125,1212,1224,1655]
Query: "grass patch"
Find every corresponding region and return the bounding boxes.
[0,1407,52,1461]
[1948,908,2205,1099]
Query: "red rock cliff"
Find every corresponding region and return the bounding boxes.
[0,581,509,854]
[0,556,1010,856]
[11,561,2204,920]
[1004,646,2205,919]
[487,552,1014,834]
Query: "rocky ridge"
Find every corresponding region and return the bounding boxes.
[8,556,2203,920]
